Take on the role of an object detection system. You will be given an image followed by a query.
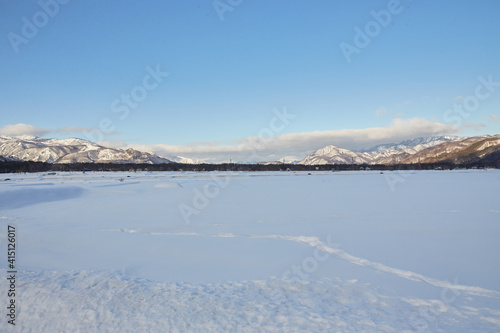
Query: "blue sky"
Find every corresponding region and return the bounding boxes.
[1,0,499,162]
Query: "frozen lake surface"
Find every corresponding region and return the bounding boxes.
[1,170,500,332]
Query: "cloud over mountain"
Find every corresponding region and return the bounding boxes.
[127,118,459,163]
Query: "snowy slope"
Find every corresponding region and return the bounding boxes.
[362,136,461,154]
[402,134,500,164]
[367,136,462,164]
[299,145,372,165]
[298,136,483,165]
[0,135,172,164]
[165,155,202,164]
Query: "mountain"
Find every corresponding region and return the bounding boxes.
[299,145,372,165]
[3,134,500,166]
[298,135,500,165]
[0,135,172,164]
[164,155,202,164]
[258,159,300,165]
[401,135,500,164]
[366,136,462,164]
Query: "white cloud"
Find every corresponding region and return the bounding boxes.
[0,124,120,138]
[462,122,486,131]
[127,117,459,163]
[0,123,51,137]
[490,114,499,122]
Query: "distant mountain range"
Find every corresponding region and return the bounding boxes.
[1,134,500,166]
[299,135,500,165]
[0,135,172,164]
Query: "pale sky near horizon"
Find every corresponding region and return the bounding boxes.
[1,0,499,162]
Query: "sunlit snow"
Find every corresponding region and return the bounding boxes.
[1,170,499,332]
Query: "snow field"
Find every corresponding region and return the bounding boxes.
[0,170,499,332]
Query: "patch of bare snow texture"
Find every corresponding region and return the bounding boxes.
[1,269,499,333]
[112,230,500,299]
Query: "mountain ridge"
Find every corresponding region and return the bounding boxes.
[299,135,500,165]
[0,135,172,164]
[2,134,500,166]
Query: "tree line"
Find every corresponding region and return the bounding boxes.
[0,160,497,174]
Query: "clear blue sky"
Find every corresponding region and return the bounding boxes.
[1,0,499,162]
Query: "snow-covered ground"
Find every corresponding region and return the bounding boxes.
[1,170,499,332]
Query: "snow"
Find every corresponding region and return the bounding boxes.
[1,170,500,332]
[299,145,372,164]
[0,136,172,164]
[299,136,465,165]
[477,138,500,152]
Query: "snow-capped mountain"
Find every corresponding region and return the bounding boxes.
[258,159,300,165]
[360,136,460,154]
[298,136,499,165]
[366,136,462,164]
[164,155,202,164]
[299,145,372,165]
[0,135,172,164]
[400,135,500,164]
